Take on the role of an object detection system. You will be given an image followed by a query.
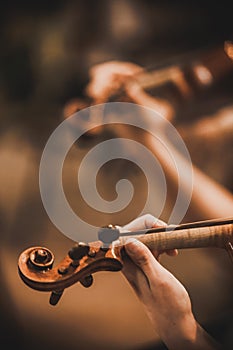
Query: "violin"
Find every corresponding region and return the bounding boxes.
[18,217,233,306]
[63,41,233,139]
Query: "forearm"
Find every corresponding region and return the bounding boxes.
[147,134,233,221]
[126,80,233,220]
[155,315,221,350]
[187,163,233,220]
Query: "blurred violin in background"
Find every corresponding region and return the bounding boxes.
[63,40,233,131]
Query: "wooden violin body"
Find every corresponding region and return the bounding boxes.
[18,218,233,305]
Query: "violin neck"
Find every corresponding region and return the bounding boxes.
[136,44,233,91]
[120,222,233,251]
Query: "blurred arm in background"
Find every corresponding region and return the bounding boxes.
[83,60,233,221]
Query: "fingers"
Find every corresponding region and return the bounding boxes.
[121,251,151,297]
[166,249,179,256]
[152,248,179,257]
[123,239,180,295]
[86,61,143,101]
[125,80,175,122]
[119,214,178,258]
[122,214,166,232]
[121,230,179,304]
[124,238,162,275]
[118,214,178,260]
[121,237,160,299]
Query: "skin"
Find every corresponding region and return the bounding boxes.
[70,60,231,348]
[85,60,144,103]
[119,214,222,350]
[85,60,233,220]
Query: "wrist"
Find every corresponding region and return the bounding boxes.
[159,316,221,350]
[158,312,197,349]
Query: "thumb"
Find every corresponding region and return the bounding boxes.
[124,238,160,274]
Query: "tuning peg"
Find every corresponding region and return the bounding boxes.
[68,242,90,264]
[80,275,93,288]
[29,247,54,270]
[49,290,64,306]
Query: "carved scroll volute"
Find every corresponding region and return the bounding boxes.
[18,242,123,305]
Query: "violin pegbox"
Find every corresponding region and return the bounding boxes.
[18,238,123,306]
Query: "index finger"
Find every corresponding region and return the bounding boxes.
[122,214,167,232]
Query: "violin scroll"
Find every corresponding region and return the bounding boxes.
[18,241,123,306]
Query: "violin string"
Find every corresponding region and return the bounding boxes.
[120,217,233,237]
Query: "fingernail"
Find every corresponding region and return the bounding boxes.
[153,219,167,227]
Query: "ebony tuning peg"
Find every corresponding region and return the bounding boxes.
[49,290,64,306]
[80,275,93,288]
[68,242,90,263]
[29,247,54,270]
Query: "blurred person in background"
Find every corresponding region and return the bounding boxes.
[63,57,233,222]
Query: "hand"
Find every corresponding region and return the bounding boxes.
[120,214,221,350]
[86,60,174,121]
[85,60,143,103]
